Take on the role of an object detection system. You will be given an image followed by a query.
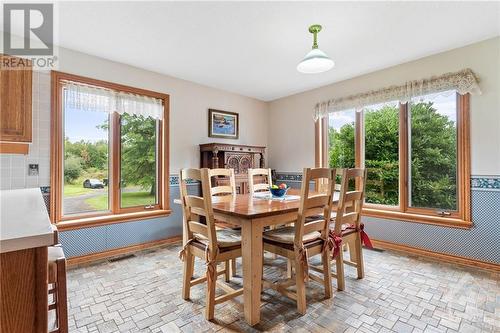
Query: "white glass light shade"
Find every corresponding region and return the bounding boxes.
[297,48,334,74]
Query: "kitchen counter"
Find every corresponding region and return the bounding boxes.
[0,188,54,253]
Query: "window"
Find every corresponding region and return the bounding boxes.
[318,91,471,227]
[363,101,400,207]
[51,71,170,227]
[328,109,356,169]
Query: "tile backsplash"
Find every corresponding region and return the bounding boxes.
[0,71,51,190]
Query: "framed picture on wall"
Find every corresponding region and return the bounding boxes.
[208,109,239,139]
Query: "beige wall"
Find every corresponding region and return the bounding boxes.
[0,47,269,190]
[268,37,500,175]
[57,48,269,175]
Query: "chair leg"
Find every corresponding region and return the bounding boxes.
[355,234,365,279]
[286,259,293,279]
[321,250,332,299]
[268,225,277,259]
[56,259,69,333]
[348,239,357,262]
[294,258,307,315]
[230,259,237,277]
[224,260,230,282]
[335,250,345,291]
[205,264,217,320]
[182,251,194,300]
[230,258,237,277]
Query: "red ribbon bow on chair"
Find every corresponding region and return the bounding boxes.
[344,223,373,249]
[327,230,343,259]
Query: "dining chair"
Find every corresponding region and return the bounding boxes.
[248,168,273,195]
[179,168,243,320]
[207,168,238,277]
[208,168,236,197]
[329,168,369,291]
[48,229,68,333]
[261,167,336,314]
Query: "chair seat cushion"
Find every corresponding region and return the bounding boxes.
[263,226,321,244]
[330,223,357,237]
[305,212,337,224]
[194,228,241,248]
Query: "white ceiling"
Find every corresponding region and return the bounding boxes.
[55,1,499,101]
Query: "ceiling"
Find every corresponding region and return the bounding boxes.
[54,1,499,101]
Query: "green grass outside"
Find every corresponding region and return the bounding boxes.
[63,183,94,197]
[84,191,156,210]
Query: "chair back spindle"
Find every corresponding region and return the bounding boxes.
[248,168,273,195]
[208,168,236,196]
[333,168,367,235]
[180,168,218,257]
[295,168,337,248]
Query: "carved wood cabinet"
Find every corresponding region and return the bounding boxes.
[200,143,266,194]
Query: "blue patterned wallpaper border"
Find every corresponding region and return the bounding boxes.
[276,173,500,191]
[471,176,500,191]
[37,175,500,192]
[169,175,199,186]
[276,172,303,182]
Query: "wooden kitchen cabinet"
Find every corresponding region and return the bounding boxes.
[0,54,33,143]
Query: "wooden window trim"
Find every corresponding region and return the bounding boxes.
[315,93,471,229]
[50,71,170,227]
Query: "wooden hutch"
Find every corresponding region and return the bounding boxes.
[200,143,266,194]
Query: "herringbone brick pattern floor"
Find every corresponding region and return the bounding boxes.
[66,244,499,333]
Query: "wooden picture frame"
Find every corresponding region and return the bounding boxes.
[208,109,239,139]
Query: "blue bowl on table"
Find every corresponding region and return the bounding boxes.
[270,186,288,198]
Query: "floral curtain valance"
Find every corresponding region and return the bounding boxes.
[63,81,164,120]
[313,68,481,120]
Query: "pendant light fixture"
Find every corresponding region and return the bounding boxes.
[297,24,334,74]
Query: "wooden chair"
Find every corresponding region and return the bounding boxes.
[262,167,336,314]
[208,168,236,197]
[48,244,68,333]
[330,168,368,291]
[207,168,238,276]
[248,168,272,195]
[179,168,243,320]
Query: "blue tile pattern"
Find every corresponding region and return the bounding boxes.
[471,176,500,191]
[276,172,303,182]
[169,175,199,186]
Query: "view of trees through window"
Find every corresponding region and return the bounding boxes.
[409,95,457,210]
[63,107,158,215]
[364,103,399,206]
[63,109,109,215]
[120,114,158,208]
[328,93,458,211]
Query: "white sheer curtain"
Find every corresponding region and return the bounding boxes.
[63,81,164,120]
[313,68,481,120]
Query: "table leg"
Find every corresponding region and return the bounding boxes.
[242,219,263,326]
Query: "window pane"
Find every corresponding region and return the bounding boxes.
[409,92,457,211]
[328,110,356,168]
[63,106,110,215]
[120,114,158,208]
[364,102,399,206]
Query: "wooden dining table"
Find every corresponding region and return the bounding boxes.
[176,188,340,325]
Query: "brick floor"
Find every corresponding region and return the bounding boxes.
[66,244,499,332]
